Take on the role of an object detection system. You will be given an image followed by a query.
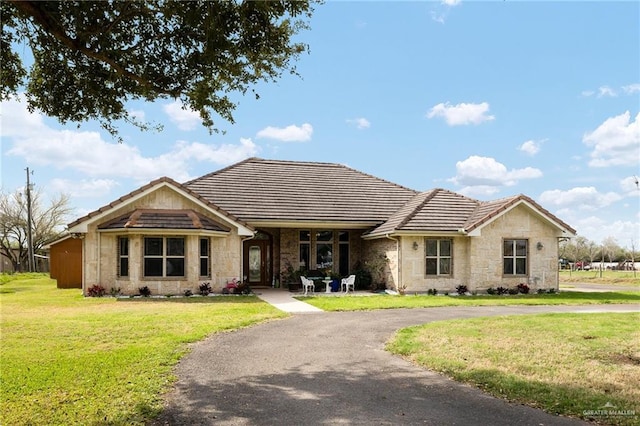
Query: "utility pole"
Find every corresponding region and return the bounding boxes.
[25,167,35,272]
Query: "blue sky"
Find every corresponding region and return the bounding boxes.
[1,1,639,248]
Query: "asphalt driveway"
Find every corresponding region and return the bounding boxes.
[152,304,638,425]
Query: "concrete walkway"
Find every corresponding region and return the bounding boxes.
[255,288,323,313]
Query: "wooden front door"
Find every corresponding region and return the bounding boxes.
[243,232,272,287]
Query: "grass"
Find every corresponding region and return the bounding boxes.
[386,313,640,425]
[298,291,640,311]
[0,274,286,425]
[560,270,640,285]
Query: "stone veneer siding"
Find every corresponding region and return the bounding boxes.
[82,186,243,295]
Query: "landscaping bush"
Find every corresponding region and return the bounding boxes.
[456,285,468,295]
[508,287,519,295]
[109,287,121,297]
[427,288,438,295]
[496,286,509,295]
[138,286,151,297]
[199,282,212,296]
[87,285,106,297]
[517,283,530,294]
[184,289,193,297]
[486,287,496,295]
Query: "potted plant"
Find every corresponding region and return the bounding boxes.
[281,263,303,292]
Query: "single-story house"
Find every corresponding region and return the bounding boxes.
[51,158,576,295]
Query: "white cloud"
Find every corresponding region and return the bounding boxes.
[622,83,640,95]
[620,175,640,195]
[581,90,595,98]
[442,0,461,5]
[597,86,617,98]
[2,97,259,185]
[129,109,146,122]
[539,187,622,210]
[559,214,640,248]
[346,117,371,129]
[431,0,461,23]
[48,178,119,198]
[163,100,201,131]
[256,123,313,142]
[519,139,543,156]
[449,156,542,191]
[427,102,495,126]
[583,111,640,167]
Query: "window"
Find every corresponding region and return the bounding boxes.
[504,239,527,275]
[425,239,452,276]
[299,230,310,270]
[338,231,349,277]
[143,237,185,277]
[118,237,129,277]
[200,237,210,277]
[316,230,333,270]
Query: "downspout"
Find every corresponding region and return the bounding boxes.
[385,234,400,292]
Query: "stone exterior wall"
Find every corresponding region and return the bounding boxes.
[468,204,561,291]
[82,186,243,295]
[362,238,397,289]
[396,205,562,293]
[399,236,470,293]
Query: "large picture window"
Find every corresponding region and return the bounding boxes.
[338,231,349,277]
[299,230,310,270]
[144,237,185,277]
[200,237,210,277]
[504,239,527,275]
[425,239,452,276]
[316,230,333,271]
[118,237,129,277]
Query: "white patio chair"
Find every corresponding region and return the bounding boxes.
[301,276,315,295]
[341,274,356,293]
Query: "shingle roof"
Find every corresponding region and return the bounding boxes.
[367,189,576,236]
[184,158,418,224]
[97,209,231,232]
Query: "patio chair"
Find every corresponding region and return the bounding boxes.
[301,276,315,295]
[341,275,356,293]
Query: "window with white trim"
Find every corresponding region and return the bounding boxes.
[503,239,527,275]
[425,239,452,276]
[143,237,185,277]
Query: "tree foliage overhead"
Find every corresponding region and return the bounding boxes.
[0,189,73,272]
[1,0,316,136]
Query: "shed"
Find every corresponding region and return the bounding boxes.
[49,236,83,289]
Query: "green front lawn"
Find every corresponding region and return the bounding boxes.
[387,313,640,425]
[298,291,640,311]
[560,270,640,285]
[0,274,286,425]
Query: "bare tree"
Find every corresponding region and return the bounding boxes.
[0,189,72,272]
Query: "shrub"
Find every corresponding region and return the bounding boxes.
[109,287,121,297]
[516,283,530,294]
[547,288,557,294]
[184,289,193,297]
[456,285,468,295]
[138,286,151,297]
[496,286,509,295]
[508,287,519,295]
[87,285,106,297]
[486,287,496,295]
[199,282,212,296]
[536,288,546,294]
[427,288,438,296]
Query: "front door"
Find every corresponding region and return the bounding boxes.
[243,232,272,287]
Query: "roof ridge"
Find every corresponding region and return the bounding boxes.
[395,189,438,230]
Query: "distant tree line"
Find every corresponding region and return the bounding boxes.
[559,236,637,270]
